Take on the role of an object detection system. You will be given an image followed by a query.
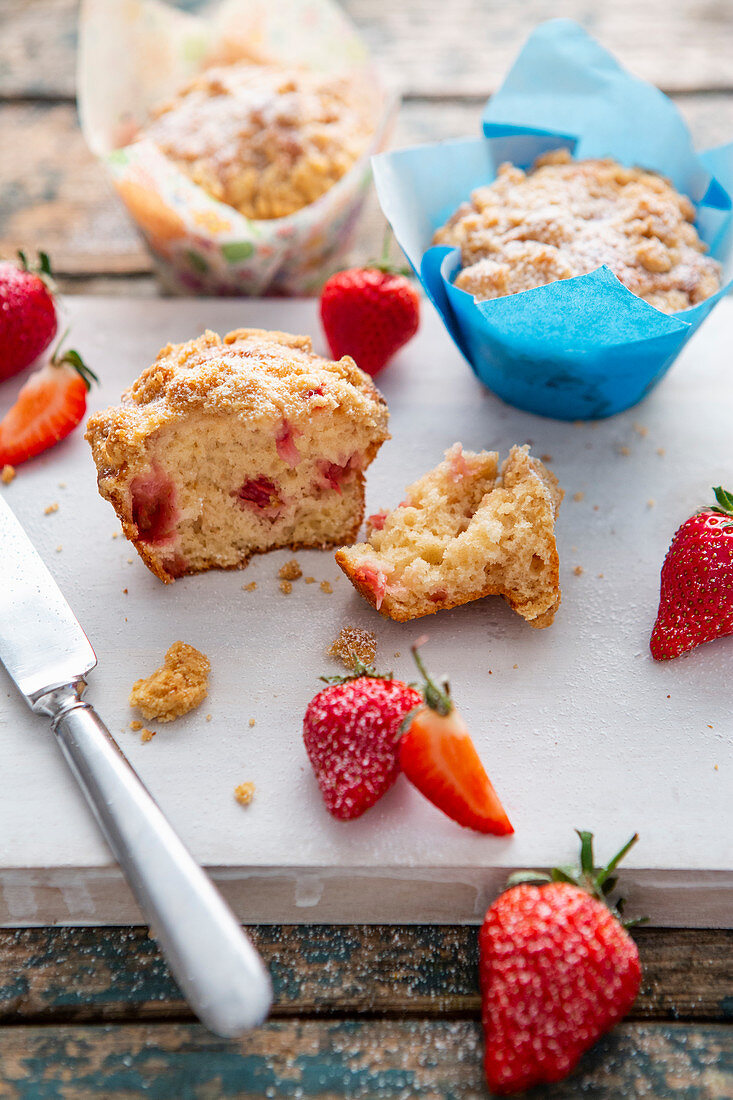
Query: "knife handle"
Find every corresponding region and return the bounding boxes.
[46,691,272,1037]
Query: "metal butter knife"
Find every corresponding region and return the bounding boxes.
[0,496,272,1036]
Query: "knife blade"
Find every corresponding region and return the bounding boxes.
[0,495,95,703]
[0,496,272,1036]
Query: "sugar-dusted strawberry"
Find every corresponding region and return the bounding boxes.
[0,251,58,382]
[480,831,642,1094]
[651,487,733,660]
[0,337,97,466]
[399,644,513,835]
[320,235,419,377]
[303,662,421,820]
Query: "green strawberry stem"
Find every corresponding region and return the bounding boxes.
[16,249,56,291]
[710,486,733,518]
[410,640,453,717]
[366,225,414,279]
[320,657,394,685]
[506,830,643,924]
[51,329,98,391]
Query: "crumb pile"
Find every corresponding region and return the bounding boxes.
[86,328,389,582]
[336,444,563,628]
[142,61,374,220]
[328,626,377,669]
[129,641,210,722]
[433,150,721,313]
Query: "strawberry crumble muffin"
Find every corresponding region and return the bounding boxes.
[141,61,375,220]
[434,150,721,313]
[86,328,389,582]
[336,444,563,628]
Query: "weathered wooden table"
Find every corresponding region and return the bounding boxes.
[1,1,732,1095]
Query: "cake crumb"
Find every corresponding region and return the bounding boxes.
[593,505,599,511]
[127,558,133,564]
[249,718,256,727]
[234,781,256,806]
[574,565,584,576]
[56,546,62,553]
[598,573,604,579]
[572,491,584,502]
[304,576,316,584]
[279,559,302,581]
[141,728,156,743]
[206,714,212,722]
[329,626,377,670]
[714,764,719,771]
[617,445,631,457]
[279,580,293,595]
[112,532,119,539]
[58,482,66,489]
[707,724,713,729]
[513,663,518,669]
[657,447,666,457]
[647,499,655,509]
[320,580,333,594]
[130,720,143,731]
[44,502,59,515]
[129,641,210,722]
[633,422,648,438]
[242,581,257,592]
[123,588,128,594]
[1,465,16,485]
[394,652,401,658]
[540,454,552,462]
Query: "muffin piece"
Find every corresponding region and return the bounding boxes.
[434,149,721,313]
[86,328,389,582]
[336,444,563,628]
[141,61,374,220]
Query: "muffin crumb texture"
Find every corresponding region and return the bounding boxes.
[142,62,374,220]
[336,443,563,628]
[434,150,720,313]
[129,641,210,722]
[279,559,302,581]
[234,781,256,807]
[328,626,377,670]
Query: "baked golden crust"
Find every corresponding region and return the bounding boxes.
[141,62,375,220]
[336,444,562,628]
[434,150,721,313]
[86,328,389,582]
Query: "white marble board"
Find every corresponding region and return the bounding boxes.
[0,297,731,926]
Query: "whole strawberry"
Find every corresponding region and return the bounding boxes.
[303,662,421,819]
[650,486,733,660]
[0,251,58,382]
[480,831,642,1094]
[320,236,419,377]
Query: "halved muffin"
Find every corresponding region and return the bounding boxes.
[336,444,563,627]
[86,328,389,582]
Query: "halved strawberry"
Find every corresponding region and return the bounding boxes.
[400,644,514,835]
[0,338,96,466]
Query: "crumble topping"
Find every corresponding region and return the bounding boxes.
[434,149,721,313]
[129,641,210,722]
[328,626,377,670]
[142,62,375,220]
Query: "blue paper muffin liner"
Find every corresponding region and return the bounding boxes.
[373,20,733,420]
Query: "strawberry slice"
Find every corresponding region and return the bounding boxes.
[0,340,96,466]
[400,644,514,835]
